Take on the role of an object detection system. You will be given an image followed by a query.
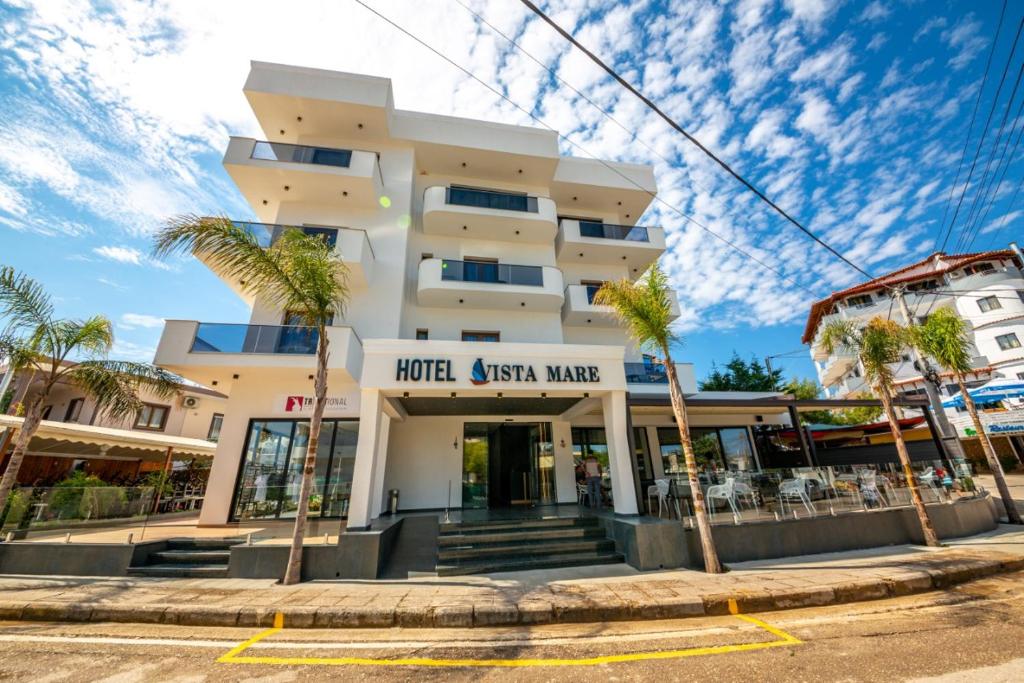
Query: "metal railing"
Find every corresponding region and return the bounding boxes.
[251,141,352,168]
[624,362,668,384]
[440,260,544,286]
[190,323,319,355]
[231,221,339,249]
[577,221,650,242]
[445,186,539,213]
[0,486,156,537]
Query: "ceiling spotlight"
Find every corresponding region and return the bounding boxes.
[283,185,290,191]
[403,391,410,398]
[583,392,590,398]
[586,319,592,323]
[459,299,464,304]
[617,201,622,206]
[342,191,348,197]
[520,302,525,307]
[211,380,218,386]
[497,392,503,399]
[450,391,457,398]
[541,392,547,399]
[517,169,523,174]
[279,129,285,135]
[308,374,314,380]
[461,162,467,167]
[262,200,268,205]
[357,123,364,129]
[232,374,240,380]
[297,115,303,122]
[572,196,578,201]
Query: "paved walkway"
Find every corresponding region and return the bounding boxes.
[1,526,1022,629]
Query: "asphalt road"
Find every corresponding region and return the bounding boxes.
[2,571,1024,682]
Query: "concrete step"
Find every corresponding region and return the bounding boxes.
[438,527,607,547]
[165,538,241,551]
[439,517,598,535]
[436,551,624,576]
[150,550,231,564]
[127,564,229,578]
[438,538,616,562]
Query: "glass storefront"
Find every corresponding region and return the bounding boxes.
[658,426,757,476]
[462,423,555,508]
[231,418,358,520]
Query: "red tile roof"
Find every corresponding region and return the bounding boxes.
[802,249,1021,343]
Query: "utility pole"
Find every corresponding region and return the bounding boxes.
[893,286,967,469]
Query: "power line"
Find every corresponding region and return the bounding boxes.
[351,0,819,298]
[933,0,1008,251]
[938,14,1024,253]
[516,0,875,281]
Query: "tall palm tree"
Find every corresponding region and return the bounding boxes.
[820,317,940,547]
[595,265,722,573]
[153,215,350,585]
[911,307,1022,524]
[0,267,179,517]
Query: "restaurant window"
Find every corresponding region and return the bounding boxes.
[207,413,224,442]
[462,330,500,342]
[415,329,429,340]
[63,397,84,423]
[231,418,358,520]
[997,333,1022,351]
[633,427,652,480]
[135,403,168,431]
[977,296,1002,313]
[657,426,756,475]
[572,428,608,472]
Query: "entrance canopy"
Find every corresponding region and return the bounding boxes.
[0,415,216,462]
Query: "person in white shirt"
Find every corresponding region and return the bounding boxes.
[584,455,602,508]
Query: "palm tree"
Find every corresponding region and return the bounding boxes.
[595,265,722,573]
[820,317,940,547]
[911,307,1022,524]
[0,267,179,518]
[153,215,350,585]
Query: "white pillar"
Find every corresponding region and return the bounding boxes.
[198,408,250,526]
[602,390,639,515]
[552,420,577,504]
[347,389,385,529]
[369,413,392,517]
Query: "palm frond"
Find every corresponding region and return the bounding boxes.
[66,361,180,421]
[911,307,973,374]
[818,319,858,356]
[49,316,114,361]
[593,265,677,354]
[0,266,54,341]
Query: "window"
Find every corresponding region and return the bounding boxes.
[964,262,996,275]
[415,329,429,340]
[299,226,338,248]
[1018,290,1024,304]
[906,280,939,292]
[278,310,329,354]
[996,333,1022,351]
[207,413,224,442]
[978,296,1002,313]
[572,428,609,473]
[656,426,757,476]
[846,294,873,308]
[41,405,53,420]
[63,397,84,423]
[462,331,500,342]
[633,427,652,480]
[135,403,169,431]
[581,280,605,304]
[1017,372,1024,380]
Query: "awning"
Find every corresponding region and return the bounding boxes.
[942,378,1024,408]
[0,415,217,462]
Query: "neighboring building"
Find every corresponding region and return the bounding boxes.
[155,62,808,530]
[803,247,1024,403]
[0,361,225,485]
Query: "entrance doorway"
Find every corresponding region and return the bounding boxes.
[462,423,556,509]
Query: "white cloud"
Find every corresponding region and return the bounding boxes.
[859,2,890,23]
[110,339,156,362]
[119,313,165,330]
[942,15,987,71]
[92,245,173,270]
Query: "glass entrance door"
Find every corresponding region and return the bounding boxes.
[461,422,555,508]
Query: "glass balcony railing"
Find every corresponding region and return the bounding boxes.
[445,187,539,213]
[231,222,338,249]
[190,323,319,355]
[624,362,668,384]
[440,260,544,287]
[584,284,603,304]
[250,141,352,168]
[578,221,650,242]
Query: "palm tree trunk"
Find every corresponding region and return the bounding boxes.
[663,351,722,574]
[878,387,940,547]
[957,372,1022,524]
[282,328,330,585]
[0,395,44,521]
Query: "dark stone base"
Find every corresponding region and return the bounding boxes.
[0,540,165,576]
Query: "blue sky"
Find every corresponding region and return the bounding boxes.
[0,0,1016,385]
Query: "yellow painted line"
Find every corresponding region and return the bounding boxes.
[215,612,284,664]
[217,613,803,668]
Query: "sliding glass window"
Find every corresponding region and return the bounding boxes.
[657,426,756,476]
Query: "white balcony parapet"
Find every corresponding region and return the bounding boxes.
[224,137,383,216]
[562,284,616,326]
[422,185,557,243]
[416,258,564,311]
[556,219,666,279]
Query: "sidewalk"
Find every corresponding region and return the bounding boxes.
[0,526,1022,629]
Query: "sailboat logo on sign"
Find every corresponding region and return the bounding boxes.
[470,358,489,385]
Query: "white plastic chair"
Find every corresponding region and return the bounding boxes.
[859,470,888,508]
[778,478,814,516]
[706,478,740,517]
[576,482,589,506]
[647,479,680,518]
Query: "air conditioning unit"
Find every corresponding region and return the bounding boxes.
[182,395,201,409]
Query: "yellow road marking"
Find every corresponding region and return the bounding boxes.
[217,612,803,668]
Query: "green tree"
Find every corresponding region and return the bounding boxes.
[153,215,350,585]
[596,266,722,573]
[784,378,883,425]
[699,352,783,392]
[911,307,1021,524]
[0,267,179,518]
[820,316,940,546]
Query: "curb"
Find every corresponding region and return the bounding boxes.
[1,556,1021,629]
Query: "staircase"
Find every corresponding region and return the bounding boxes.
[128,538,239,578]
[435,516,622,576]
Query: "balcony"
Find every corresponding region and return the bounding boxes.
[155,321,363,387]
[223,137,383,216]
[624,362,668,384]
[556,219,666,278]
[197,222,374,303]
[819,350,858,388]
[421,186,558,243]
[416,258,564,311]
[562,284,616,326]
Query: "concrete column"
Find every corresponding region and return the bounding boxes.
[601,391,639,515]
[551,420,577,504]
[347,389,385,529]
[198,408,250,526]
[647,425,665,478]
[369,413,392,517]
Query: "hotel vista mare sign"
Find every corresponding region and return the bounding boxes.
[395,357,601,385]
